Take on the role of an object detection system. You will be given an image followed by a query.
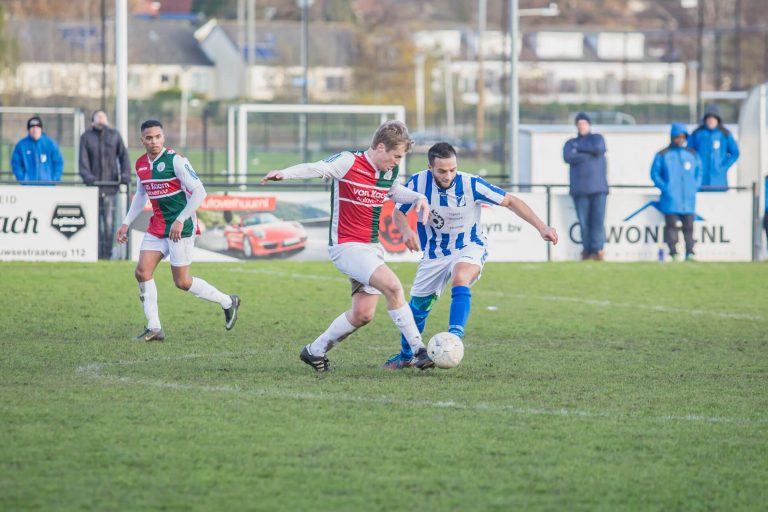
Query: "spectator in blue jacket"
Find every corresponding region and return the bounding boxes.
[651,123,703,261]
[11,116,64,184]
[688,104,739,190]
[563,112,609,260]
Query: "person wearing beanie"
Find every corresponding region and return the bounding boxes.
[688,104,739,190]
[11,116,64,184]
[562,112,609,260]
[650,123,703,261]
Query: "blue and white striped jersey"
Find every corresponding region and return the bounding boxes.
[396,170,507,259]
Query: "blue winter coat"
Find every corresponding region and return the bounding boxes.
[688,125,739,189]
[562,133,608,195]
[650,145,703,215]
[11,133,64,183]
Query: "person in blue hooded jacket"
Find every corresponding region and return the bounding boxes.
[563,112,609,260]
[11,116,64,184]
[688,104,739,190]
[651,123,703,261]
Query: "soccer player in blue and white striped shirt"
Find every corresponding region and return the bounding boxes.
[383,142,558,369]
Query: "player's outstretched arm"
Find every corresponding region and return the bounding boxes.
[501,194,558,244]
[388,182,429,224]
[392,209,420,252]
[261,170,285,183]
[261,152,355,185]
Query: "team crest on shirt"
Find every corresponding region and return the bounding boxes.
[713,140,721,149]
[157,162,166,172]
[684,161,692,171]
[431,210,445,229]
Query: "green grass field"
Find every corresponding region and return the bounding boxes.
[1,261,767,511]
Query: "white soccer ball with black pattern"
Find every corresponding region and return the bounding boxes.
[427,332,464,369]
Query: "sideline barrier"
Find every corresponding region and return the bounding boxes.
[0,182,755,263]
[0,185,98,262]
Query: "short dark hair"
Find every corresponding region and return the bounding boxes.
[140,119,163,132]
[428,142,457,166]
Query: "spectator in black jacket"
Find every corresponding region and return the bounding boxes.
[79,110,131,259]
[563,112,609,260]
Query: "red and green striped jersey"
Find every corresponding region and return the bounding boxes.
[328,151,399,245]
[135,148,202,239]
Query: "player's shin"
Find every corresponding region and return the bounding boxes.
[308,312,357,357]
[388,304,425,353]
[448,286,471,338]
[399,295,436,358]
[188,277,233,308]
[138,279,161,330]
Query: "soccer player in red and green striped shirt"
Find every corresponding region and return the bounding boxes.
[116,120,240,341]
[262,120,432,372]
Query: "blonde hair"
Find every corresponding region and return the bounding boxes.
[371,120,413,152]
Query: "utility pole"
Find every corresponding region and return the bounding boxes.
[115,0,127,140]
[475,0,486,160]
[508,0,519,184]
[101,0,106,110]
[298,0,313,164]
[697,0,704,118]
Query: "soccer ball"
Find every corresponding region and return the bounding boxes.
[427,332,464,369]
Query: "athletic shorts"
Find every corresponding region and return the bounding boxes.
[328,242,386,296]
[140,232,196,267]
[411,243,487,298]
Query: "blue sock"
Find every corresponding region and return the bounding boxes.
[448,286,471,338]
[399,295,435,358]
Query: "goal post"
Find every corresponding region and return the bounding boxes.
[227,104,406,185]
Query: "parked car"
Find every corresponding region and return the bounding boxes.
[224,212,307,258]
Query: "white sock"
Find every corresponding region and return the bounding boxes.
[308,312,357,357]
[389,304,425,352]
[188,277,232,308]
[138,279,161,330]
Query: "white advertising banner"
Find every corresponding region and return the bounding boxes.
[482,192,549,262]
[129,190,551,263]
[0,185,98,262]
[550,191,752,261]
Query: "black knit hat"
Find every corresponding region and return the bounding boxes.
[27,116,43,130]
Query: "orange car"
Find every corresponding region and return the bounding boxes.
[224,212,307,258]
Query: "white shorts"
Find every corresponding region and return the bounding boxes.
[411,243,487,298]
[328,242,386,295]
[140,232,196,267]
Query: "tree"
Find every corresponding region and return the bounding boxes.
[0,5,19,76]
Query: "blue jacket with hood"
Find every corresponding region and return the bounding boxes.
[651,123,703,215]
[688,104,739,189]
[11,133,64,183]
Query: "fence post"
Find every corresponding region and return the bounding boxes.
[546,184,552,262]
[752,181,759,262]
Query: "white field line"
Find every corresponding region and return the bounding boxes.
[75,353,766,426]
[227,267,762,322]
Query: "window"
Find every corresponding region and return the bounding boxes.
[325,75,345,91]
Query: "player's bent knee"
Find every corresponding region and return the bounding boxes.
[174,277,192,290]
[350,309,375,326]
[135,268,152,282]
